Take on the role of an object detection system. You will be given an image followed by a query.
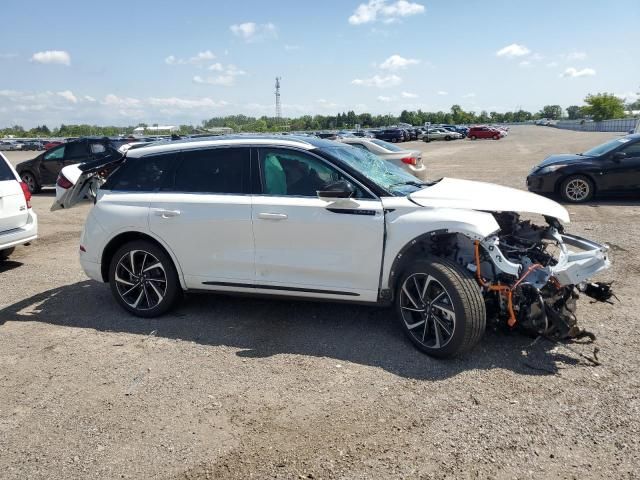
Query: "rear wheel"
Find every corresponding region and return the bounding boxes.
[0,247,15,261]
[396,258,486,358]
[470,135,477,140]
[109,240,181,318]
[445,135,452,141]
[391,138,398,143]
[493,134,499,140]
[560,175,594,203]
[20,172,40,194]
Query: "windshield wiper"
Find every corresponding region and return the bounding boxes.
[388,181,428,189]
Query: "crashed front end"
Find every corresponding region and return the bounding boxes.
[458,213,612,339]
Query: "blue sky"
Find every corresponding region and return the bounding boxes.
[0,0,638,127]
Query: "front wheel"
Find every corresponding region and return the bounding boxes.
[445,136,452,141]
[0,247,15,261]
[469,135,477,140]
[109,240,181,317]
[396,258,486,358]
[493,135,500,140]
[560,175,594,203]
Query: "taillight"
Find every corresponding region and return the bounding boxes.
[19,182,32,209]
[57,173,73,189]
[401,157,417,165]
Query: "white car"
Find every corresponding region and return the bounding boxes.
[0,141,23,151]
[0,152,37,260]
[337,137,426,175]
[423,129,463,142]
[52,136,613,358]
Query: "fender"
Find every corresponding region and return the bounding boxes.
[380,201,500,292]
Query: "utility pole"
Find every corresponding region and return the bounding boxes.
[275,77,282,125]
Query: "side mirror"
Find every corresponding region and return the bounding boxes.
[317,180,355,199]
[613,152,626,161]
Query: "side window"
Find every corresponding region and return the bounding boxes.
[108,153,175,192]
[64,141,88,160]
[44,146,65,161]
[173,147,249,194]
[621,142,640,158]
[260,148,358,198]
[0,157,15,181]
[90,143,106,154]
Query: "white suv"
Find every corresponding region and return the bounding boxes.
[0,152,37,260]
[53,136,612,358]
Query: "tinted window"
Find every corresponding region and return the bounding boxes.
[108,153,175,192]
[173,148,249,194]
[620,141,640,158]
[64,141,88,160]
[0,156,15,181]
[44,145,65,161]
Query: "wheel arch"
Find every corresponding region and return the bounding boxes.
[100,230,186,289]
[554,171,598,195]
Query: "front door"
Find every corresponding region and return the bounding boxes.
[148,147,254,288]
[251,147,385,301]
[39,144,66,185]
[599,141,640,192]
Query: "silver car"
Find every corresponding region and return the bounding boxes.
[423,128,463,142]
[338,137,426,175]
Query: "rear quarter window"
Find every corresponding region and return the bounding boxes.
[173,147,249,194]
[0,155,16,181]
[105,153,176,192]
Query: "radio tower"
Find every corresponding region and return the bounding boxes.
[275,77,282,123]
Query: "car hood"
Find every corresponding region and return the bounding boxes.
[409,177,570,223]
[536,153,587,168]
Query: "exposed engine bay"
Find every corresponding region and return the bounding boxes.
[432,213,614,339]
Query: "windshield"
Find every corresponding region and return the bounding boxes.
[582,137,630,157]
[319,146,424,196]
[369,138,404,152]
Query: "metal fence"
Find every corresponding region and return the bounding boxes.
[553,118,638,133]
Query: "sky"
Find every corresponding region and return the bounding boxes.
[0,0,638,128]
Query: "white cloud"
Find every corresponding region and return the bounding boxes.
[495,43,530,58]
[377,95,393,102]
[546,61,559,68]
[0,53,18,59]
[566,51,587,60]
[379,54,420,70]
[561,67,596,78]
[230,22,277,43]
[316,98,339,109]
[351,74,402,88]
[284,44,301,51]
[519,60,531,67]
[349,0,425,25]
[401,91,418,98]
[165,50,216,65]
[102,94,141,107]
[57,90,77,103]
[193,64,246,87]
[463,92,476,98]
[437,90,448,96]
[84,95,96,102]
[31,50,71,66]
[148,97,226,109]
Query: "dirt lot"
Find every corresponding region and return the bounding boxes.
[1,126,639,479]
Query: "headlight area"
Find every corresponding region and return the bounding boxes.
[473,213,613,339]
[429,213,614,340]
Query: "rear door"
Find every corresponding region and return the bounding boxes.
[0,154,28,233]
[148,147,254,288]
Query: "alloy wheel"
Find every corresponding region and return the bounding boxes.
[21,173,36,193]
[565,178,590,202]
[399,273,456,349]
[114,249,168,311]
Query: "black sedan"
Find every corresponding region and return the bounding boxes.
[527,133,640,203]
[16,137,123,193]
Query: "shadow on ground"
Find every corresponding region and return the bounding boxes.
[0,280,585,380]
[0,260,23,273]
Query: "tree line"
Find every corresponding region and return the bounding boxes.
[2,92,637,138]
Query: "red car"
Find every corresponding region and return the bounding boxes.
[467,126,503,140]
[44,141,63,150]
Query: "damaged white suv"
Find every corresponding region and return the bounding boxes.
[53,136,613,358]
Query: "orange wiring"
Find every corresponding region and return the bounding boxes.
[474,241,517,327]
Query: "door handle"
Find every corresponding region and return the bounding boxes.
[257,212,288,221]
[153,209,181,218]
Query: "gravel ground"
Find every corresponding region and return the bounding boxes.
[1,126,639,479]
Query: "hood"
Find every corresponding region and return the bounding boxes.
[536,153,587,169]
[409,177,570,223]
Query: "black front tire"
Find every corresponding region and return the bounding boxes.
[0,247,15,261]
[560,175,594,203]
[395,258,486,358]
[108,240,181,318]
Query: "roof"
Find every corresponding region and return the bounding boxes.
[125,134,342,158]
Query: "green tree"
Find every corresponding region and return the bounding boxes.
[566,105,582,120]
[582,93,625,121]
[540,105,563,120]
